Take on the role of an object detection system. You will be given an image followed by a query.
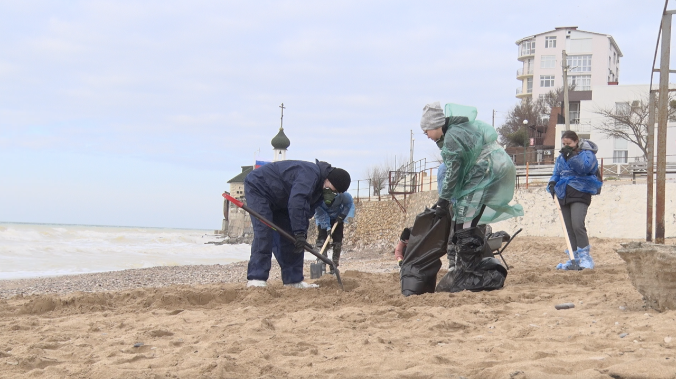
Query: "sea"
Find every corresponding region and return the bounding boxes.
[0,222,253,280]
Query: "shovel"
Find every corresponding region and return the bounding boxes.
[223,193,344,290]
[553,195,581,270]
[310,222,339,279]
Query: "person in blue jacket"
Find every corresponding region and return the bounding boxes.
[547,130,603,270]
[314,192,355,274]
[244,160,351,288]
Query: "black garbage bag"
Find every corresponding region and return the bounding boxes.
[436,257,507,292]
[436,226,508,293]
[400,207,451,296]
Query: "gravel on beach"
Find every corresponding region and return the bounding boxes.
[0,249,399,299]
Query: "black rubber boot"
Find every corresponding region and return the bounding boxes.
[329,242,342,275]
[316,238,326,251]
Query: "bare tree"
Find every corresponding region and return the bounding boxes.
[366,164,389,200]
[594,94,676,160]
[497,87,574,147]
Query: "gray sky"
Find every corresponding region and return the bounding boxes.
[0,0,668,229]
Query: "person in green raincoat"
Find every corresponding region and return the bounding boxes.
[420,102,523,269]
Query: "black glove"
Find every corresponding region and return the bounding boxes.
[560,146,575,161]
[547,181,556,199]
[336,214,345,223]
[400,227,411,241]
[293,233,307,255]
[433,198,450,221]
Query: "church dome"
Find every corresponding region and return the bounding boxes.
[271,127,290,149]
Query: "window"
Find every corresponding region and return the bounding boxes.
[568,75,591,91]
[569,102,580,124]
[541,55,556,69]
[545,36,557,48]
[613,151,628,163]
[615,102,630,127]
[526,78,533,93]
[567,55,592,72]
[613,137,628,163]
[615,102,630,115]
[520,40,535,56]
[540,75,555,87]
[525,58,533,74]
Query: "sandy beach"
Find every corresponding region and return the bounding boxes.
[1,236,676,379]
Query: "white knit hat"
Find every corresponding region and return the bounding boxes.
[420,102,445,131]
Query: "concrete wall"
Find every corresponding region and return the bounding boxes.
[340,182,676,250]
[223,182,676,250]
[491,182,676,240]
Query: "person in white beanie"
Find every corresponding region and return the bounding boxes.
[420,102,523,272]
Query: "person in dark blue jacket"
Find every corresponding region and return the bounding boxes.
[547,130,603,270]
[244,160,351,288]
[314,192,355,274]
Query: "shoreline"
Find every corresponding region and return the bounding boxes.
[0,248,398,299]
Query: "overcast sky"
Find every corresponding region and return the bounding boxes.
[0,0,670,229]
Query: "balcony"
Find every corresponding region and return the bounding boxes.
[516,87,532,98]
[555,118,592,132]
[517,68,534,79]
[518,50,535,60]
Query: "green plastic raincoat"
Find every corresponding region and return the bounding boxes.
[438,103,523,224]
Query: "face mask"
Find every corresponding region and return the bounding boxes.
[323,188,336,205]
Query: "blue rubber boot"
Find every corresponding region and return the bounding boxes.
[577,245,595,269]
[556,249,580,270]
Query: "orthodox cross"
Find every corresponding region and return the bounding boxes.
[279,103,286,129]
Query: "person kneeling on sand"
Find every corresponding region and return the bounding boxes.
[244,160,351,289]
[314,191,355,275]
[394,227,411,267]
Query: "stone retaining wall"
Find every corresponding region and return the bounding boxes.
[225,182,676,251]
[337,182,676,251]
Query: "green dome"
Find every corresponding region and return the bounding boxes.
[271,127,290,149]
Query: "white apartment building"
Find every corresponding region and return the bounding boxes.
[516,26,622,101]
[556,84,676,168]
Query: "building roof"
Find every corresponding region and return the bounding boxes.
[227,166,253,183]
[515,27,623,57]
[271,127,290,149]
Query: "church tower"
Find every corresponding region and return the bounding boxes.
[272,103,290,161]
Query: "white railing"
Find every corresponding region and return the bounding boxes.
[517,68,533,76]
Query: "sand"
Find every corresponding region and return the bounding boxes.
[1,236,676,379]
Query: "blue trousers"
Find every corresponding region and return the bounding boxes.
[245,186,305,284]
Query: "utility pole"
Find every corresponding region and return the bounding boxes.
[647,91,656,242]
[409,129,415,168]
[562,50,570,131]
[492,109,495,127]
[655,13,672,244]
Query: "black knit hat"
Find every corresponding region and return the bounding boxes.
[327,168,351,193]
[400,227,411,241]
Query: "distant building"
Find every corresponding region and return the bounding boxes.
[219,126,291,236]
[554,84,676,167]
[515,26,622,101]
[226,166,253,201]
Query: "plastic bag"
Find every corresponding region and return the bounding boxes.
[436,257,507,293]
[438,103,523,224]
[435,226,508,293]
[400,208,451,296]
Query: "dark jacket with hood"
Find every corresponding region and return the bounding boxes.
[548,139,603,206]
[244,159,333,235]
